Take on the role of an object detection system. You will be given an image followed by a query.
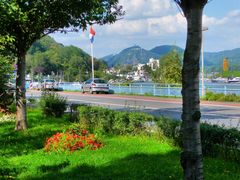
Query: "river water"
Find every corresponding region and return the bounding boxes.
[55,81,240,97]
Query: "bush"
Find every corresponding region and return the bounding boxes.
[40,92,67,117]
[204,91,240,102]
[113,111,130,135]
[77,105,240,162]
[128,112,154,134]
[77,105,156,135]
[155,116,182,145]
[78,105,115,134]
[156,116,180,138]
[201,123,240,162]
[7,102,16,113]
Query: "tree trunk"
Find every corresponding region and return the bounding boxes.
[180,7,204,180]
[15,52,28,130]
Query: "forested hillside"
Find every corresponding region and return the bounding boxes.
[102,45,240,72]
[26,36,107,82]
[102,45,159,67]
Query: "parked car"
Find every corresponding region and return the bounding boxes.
[82,78,109,94]
[29,81,41,90]
[39,79,58,91]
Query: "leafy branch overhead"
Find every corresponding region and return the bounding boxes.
[0,0,124,131]
[0,0,124,54]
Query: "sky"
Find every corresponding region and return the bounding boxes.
[50,0,240,58]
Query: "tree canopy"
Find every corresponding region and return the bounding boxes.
[0,0,124,130]
[152,50,182,84]
[26,36,109,82]
[0,0,123,55]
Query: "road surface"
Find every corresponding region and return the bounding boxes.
[27,90,240,129]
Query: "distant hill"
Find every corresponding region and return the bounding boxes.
[204,48,240,71]
[102,45,240,71]
[102,45,184,67]
[150,45,184,56]
[101,54,115,63]
[102,45,159,67]
[26,36,106,81]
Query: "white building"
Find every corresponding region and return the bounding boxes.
[132,63,146,81]
[147,58,159,71]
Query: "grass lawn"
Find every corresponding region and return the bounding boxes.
[0,109,239,179]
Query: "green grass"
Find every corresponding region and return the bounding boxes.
[0,109,239,179]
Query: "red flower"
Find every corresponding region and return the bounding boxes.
[44,128,103,153]
[82,129,88,136]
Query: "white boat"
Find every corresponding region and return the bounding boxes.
[228,77,240,83]
[211,77,228,83]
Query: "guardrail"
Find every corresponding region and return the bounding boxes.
[56,82,240,97]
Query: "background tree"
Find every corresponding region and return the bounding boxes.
[26,36,108,82]
[153,50,182,84]
[118,64,134,75]
[0,34,15,111]
[174,0,208,179]
[0,55,14,90]
[0,0,123,130]
[142,64,152,81]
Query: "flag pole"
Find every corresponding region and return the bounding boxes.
[91,42,94,80]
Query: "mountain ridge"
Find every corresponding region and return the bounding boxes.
[101,45,240,70]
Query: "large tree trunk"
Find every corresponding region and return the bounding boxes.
[180,7,204,180]
[15,52,28,130]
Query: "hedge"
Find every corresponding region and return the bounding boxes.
[76,105,240,162]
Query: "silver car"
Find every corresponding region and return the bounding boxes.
[82,78,109,94]
[40,79,57,90]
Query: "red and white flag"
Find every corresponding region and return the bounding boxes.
[89,26,96,43]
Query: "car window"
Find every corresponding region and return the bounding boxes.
[46,80,55,82]
[94,79,106,83]
[85,79,92,84]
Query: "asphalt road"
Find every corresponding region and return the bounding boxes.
[27,90,240,129]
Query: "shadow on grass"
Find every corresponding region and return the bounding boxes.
[39,161,70,173]
[0,111,70,157]
[31,152,182,180]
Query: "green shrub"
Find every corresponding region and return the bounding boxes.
[91,106,115,134]
[156,117,180,138]
[40,92,67,117]
[77,105,240,162]
[128,112,154,134]
[155,116,182,146]
[78,105,115,134]
[7,102,16,113]
[77,105,156,135]
[204,91,240,102]
[113,111,130,135]
[225,93,240,102]
[201,123,240,162]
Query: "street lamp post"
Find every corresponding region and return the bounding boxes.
[201,26,208,97]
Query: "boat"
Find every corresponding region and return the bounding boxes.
[228,77,240,83]
[211,77,228,83]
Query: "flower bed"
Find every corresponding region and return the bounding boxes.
[44,128,102,153]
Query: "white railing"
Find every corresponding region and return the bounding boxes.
[40,82,240,97]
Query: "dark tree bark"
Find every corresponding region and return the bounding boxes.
[174,0,208,179]
[15,52,28,130]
